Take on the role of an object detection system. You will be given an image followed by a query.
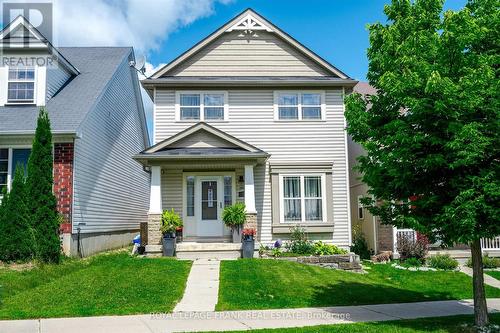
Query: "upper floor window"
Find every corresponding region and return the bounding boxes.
[177,92,227,121]
[275,91,324,121]
[8,68,35,104]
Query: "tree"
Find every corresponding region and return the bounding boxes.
[345,0,499,328]
[26,108,61,263]
[0,166,33,261]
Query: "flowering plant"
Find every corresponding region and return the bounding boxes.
[242,228,256,240]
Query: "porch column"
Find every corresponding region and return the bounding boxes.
[244,164,258,234]
[147,166,162,245]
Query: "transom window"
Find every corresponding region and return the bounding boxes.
[8,68,35,104]
[280,174,325,223]
[276,92,323,120]
[177,92,227,121]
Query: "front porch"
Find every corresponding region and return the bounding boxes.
[134,123,269,254]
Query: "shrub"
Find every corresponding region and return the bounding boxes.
[285,226,314,255]
[350,226,372,259]
[466,255,500,269]
[26,108,60,263]
[428,254,459,270]
[222,202,246,231]
[160,209,183,236]
[397,234,429,262]
[404,257,423,267]
[313,241,347,255]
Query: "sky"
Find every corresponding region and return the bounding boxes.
[0,0,468,139]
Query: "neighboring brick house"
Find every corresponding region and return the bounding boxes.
[0,16,149,256]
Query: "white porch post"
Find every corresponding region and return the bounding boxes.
[244,164,256,213]
[149,166,162,214]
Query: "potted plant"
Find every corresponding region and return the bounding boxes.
[222,202,246,243]
[241,228,256,258]
[160,209,183,257]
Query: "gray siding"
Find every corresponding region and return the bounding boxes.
[46,66,72,100]
[154,89,350,246]
[72,55,149,233]
[167,31,330,77]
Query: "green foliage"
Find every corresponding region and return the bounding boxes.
[222,202,246,230]
[350,226,372,260]
[26,108,60,263]
[271,247,283,258]
[428,254,459,270]
[0,166,33,262]
[313,241,347,255]
[403,257,423,267]
[466,255,500,269]
[160,209,183,235]
[285,226,314,255]
[344,0,500,246]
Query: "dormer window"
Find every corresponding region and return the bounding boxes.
[8,68,35,104]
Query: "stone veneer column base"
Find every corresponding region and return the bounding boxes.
[244,212,258,238]
[148,214,162,245]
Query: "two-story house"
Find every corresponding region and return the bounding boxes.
[137,9,358,254]
[0,16,149,256]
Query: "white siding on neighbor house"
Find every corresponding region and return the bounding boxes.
[167,31,331,77]
[154,89,350,246]
[46,66,72,101]
[72,56,149,234]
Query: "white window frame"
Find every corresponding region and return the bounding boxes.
[175,91,228,122]
[7,67,37,105]
[0,145,32,198]
[278,173,327,223]
[357,195,364,220]
[273,91,325,121]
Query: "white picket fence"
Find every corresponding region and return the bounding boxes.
[481,237,500,251]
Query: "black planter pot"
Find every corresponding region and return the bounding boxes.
[241,238,255,258]
[162,233,176,257]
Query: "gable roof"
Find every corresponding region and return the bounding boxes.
[0,15,79,75]
[151,8,349,79]
[143,122,266,154]
[0,47,133,134]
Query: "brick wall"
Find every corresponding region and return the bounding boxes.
[377,219,394,252]
[54,143,74,226]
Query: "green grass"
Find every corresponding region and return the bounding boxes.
[486,270,500,280]
[203,314,500,333]
[217,259,500,310]
[0,251,192,319]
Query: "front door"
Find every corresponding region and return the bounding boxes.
[198,177,222,237]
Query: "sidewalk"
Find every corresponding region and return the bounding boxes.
[1,299,500,333]
[460,266,500,289]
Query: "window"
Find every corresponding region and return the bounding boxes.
[186,176,195,216]
[8,68,35,104]
[0,148,31,195]
[357,195,364,220]
[177,92,226,121]
[224,176,232,207]
[276,92,323,120]
[281,174,325,222]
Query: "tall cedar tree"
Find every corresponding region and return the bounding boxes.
[345,0,499,328]
[0,167,33,261]
[26,108,61,263]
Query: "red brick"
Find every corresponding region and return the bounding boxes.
[54,142,74,226]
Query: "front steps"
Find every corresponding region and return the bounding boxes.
[146,242,259,260]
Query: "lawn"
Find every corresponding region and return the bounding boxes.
[217,259,500,310]
[486,270,500,280]
[203,314,500,333]
[0,251,192,319]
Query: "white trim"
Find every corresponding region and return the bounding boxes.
[278,173,327,223]
[148,166,162,214]
[244,164,256,214]
[35,66,46,106]
[273,90,325,121]
[153,87,157,145]
[6,67,37,105]
[226,13,273,32]
[175,91,228,122]
[0,66,8,105]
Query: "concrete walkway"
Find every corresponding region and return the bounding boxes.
[460,266,500,289]
[174,259,221,312]
[1,299,500,333]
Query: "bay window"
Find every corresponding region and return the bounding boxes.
[275,91,324,120]
[280,174,325,223]
[8,68,35,104]
[177,92,227,121]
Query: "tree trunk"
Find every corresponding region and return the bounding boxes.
[470,239,489,328]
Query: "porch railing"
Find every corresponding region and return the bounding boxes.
[480,237,500,251]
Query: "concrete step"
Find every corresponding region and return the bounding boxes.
[177,242,242,252]
[177,251,240,260]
